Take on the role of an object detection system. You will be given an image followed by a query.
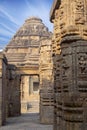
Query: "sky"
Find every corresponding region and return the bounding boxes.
[0,0,53,49]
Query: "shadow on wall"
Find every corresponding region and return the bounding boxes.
[7,64,21,117]
[52,37,87,130]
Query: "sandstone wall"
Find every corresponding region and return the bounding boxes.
[39,38,54,124]
[50,0,87,130]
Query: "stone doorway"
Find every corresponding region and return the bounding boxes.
[20,75,39,114]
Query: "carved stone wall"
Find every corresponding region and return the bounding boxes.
[39,38,54,124]
[50,0,87,130]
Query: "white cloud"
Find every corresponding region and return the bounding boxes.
[0,28,13,37]
[0,36,9,40]
[0,23,16,33]
[0,5,19,26]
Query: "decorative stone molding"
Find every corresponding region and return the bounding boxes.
[50,0,87,130]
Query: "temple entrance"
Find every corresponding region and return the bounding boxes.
[20,75,39,114]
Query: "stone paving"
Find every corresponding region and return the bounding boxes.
[0,113,53,130]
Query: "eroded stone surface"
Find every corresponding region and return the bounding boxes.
[50,0,87,130]
[39,38,54,124]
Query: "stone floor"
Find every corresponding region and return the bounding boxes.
[0,113,53,130]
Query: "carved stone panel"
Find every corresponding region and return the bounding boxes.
[75,0,85,24]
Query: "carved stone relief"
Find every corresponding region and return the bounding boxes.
[62,57,69,77]
[75,0,85,24]
[78,54,87,74]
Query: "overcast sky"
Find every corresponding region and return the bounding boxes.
[0,0,53,49]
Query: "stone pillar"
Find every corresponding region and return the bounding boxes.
[50,0,87,130]
[0,53,7,126]
[39,38,54,124]
[60,36,87,130]
[20,76,29,113]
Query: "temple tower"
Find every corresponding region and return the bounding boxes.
[4,17,52,113]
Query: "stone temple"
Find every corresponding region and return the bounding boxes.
[4,17,52,113]
[0,0,87,130]
[0,16,54,125]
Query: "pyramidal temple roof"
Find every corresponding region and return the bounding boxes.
[4,16,52,67]
[6,16,52,48]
